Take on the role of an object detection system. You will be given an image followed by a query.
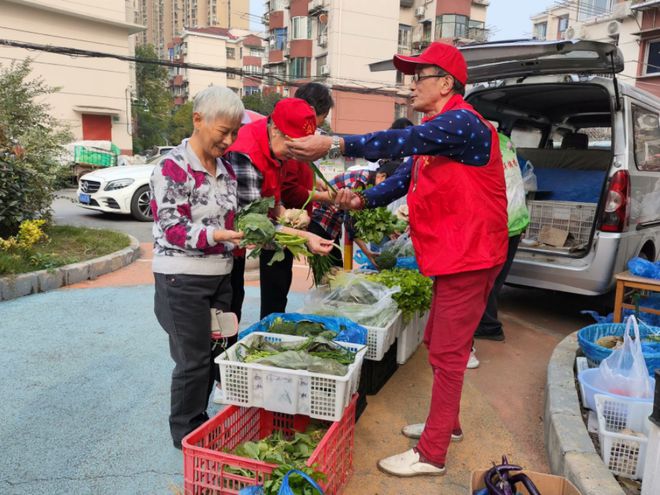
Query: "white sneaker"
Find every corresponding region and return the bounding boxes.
[212,385,227,405]
[467,349,480,369]
[401,423,464,442]
[377,448,446,477]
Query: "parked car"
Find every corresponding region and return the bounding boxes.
[459,40,660,295]
[76,154,163,221]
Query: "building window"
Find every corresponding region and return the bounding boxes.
[227,73,237,79]
[289,57,309,79]
[292,16,310,40]
[249,47,264,57]
[395,103,407,120]
[398,24,412,51]
[422,21,432,43]
[557,15,569,37]
[226,47,235,59]
[271,0,286,11]
[645,39,660,75]
[245,87,261,96]
[577,0,612,21]
[533,22,547,40]
[632,104,660,171]
[468,20,487,42]
[244,65,262,75]
[273,28,287,50]
[316,55,328,77]
[435,14,468,40]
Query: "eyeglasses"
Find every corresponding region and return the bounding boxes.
[412,73,452,83]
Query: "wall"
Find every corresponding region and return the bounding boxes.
[184,33,228,98]
[0,0,137,152]
[332,89,399,134]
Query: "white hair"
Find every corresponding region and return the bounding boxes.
[193,85,244,124]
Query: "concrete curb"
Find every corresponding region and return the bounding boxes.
[0,234,140,301]
[544,332,625,495]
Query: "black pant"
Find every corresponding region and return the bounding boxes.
[259,248,294,319]
[477,234,522,335]
[307,222,343,268]
[230,255,246,322]
[154,272,232,446]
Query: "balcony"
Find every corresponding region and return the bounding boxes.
[318,33,328,47]
[400,0,414,7]
[467,26,489,42]
[309,0,328,15]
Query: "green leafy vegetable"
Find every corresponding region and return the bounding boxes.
[350,207,408,244]
[369,268,432,323]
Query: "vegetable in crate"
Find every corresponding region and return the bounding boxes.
[230,428,327,495]
[350,207,408,244]
[269,317,337,340]
[369,269,432,322]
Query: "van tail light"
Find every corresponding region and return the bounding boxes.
[600,170,630,233]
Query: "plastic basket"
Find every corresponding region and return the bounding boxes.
[577,368,655,411]
[363,311,402,361]
[359,338,399,395]
[577,322,660,375]
[182,394,357,495]
[216,332,367,421]
[595,393,652,480]
[525,200,597,247]
[73,145,117,167]
[396,311,427,365]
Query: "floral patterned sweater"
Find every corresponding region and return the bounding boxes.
[150,140,237,276]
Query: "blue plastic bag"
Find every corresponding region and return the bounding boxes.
[278,469,324,495]
[628,256,660,279]
[353,248,377,271]
[239,486,264,495]
[395,256,419,270]
[238,312,367,345]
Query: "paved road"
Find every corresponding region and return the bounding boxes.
[53,188,154,243]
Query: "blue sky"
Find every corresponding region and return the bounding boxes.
[249,0,557,40]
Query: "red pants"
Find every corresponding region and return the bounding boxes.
[416,265,502,466]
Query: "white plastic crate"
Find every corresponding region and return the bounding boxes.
[364,310,402,361]
[595,393,653,480]
[396,311,429,365]
[216,332,367,422]
[524,200,597,247]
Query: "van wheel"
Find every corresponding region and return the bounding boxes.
[130,186,153,222]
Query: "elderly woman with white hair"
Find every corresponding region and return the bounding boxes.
[150,86,245,449]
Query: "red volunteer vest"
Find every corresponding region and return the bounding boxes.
[407,94,509,277]
[227,118,283,202]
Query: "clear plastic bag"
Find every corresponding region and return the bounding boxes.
[598,316,653,399]
[521,160,538,193]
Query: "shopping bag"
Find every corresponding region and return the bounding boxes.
[598,315,653,398]
[277,469,324,495]
[238,486,264,495]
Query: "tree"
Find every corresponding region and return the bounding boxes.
[0,59,71,238]
[242,91,282,115]
[168,101,193,145]
[133,44,173,154]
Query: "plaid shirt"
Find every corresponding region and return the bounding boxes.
[226,151,263,208]
[311,169,372,239]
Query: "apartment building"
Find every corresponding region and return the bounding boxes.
[168,27,266,104]
[530,0,660,99]
[262,0,489,134]
[136,0,250,56]
[0,0,144,153]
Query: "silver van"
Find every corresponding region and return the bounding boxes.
[462,40,660,296]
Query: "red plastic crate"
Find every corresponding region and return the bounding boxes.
[182,394,358,495]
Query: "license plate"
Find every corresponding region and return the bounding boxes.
[79,193,91,204]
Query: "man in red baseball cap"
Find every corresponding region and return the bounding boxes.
[224,97,333,324]
[288,42,508,477]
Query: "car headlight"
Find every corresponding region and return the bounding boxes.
[104,178,135,191]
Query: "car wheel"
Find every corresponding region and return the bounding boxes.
[130,186,153,222]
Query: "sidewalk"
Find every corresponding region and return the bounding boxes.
[0,247,569,494]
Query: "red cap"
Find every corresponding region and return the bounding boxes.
[393,42,467,85]
[270,98,317,138]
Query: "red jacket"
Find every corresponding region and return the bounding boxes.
[227,118,283,202]
[407,95,508,277]
[281,160,314,215]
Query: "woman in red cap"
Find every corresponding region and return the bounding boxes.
[288,42,509,477]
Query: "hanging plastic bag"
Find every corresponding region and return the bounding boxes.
[277,469,324,495]
[598,315,653,398]
[521,160,537,193]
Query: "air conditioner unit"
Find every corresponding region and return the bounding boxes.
[607,20,622,37]
[320,64,330,75]
[415,6,425,18]
[564,25,587,40]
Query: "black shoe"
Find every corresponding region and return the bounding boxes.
[474,329,505,341]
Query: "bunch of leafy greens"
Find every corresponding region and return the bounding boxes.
[269,317,338,340]
[368,269,432,323]
[235,335,355,375]
[349,207,408,244]
[230,428,327,495]
[236,198,312,265]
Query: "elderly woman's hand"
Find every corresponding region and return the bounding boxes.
[305,233,334,255]
[213,229,244,246]
[287,135,333,161]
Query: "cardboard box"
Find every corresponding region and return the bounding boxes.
[469,469,581,495]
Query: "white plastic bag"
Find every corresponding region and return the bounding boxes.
[522,160,538,193]
[598,316,653,399]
